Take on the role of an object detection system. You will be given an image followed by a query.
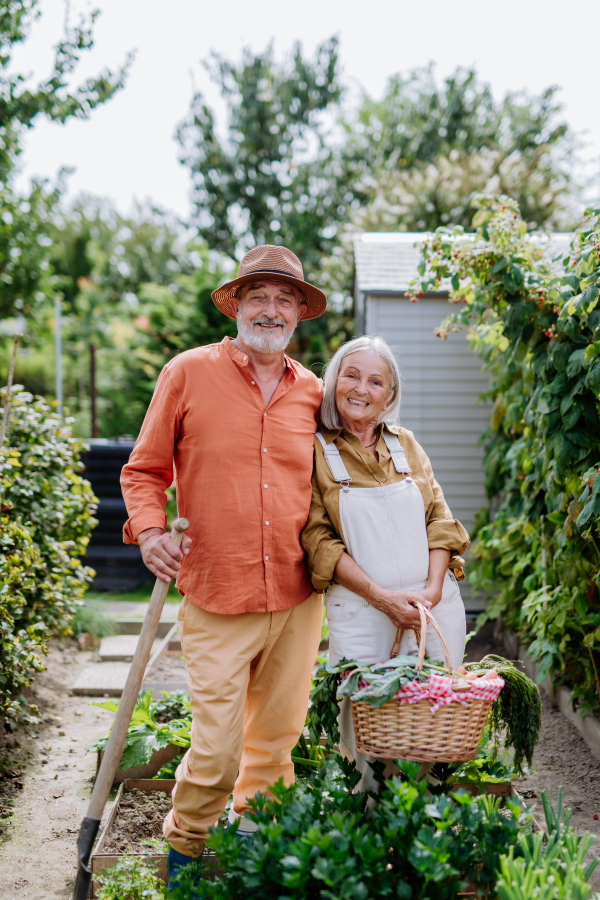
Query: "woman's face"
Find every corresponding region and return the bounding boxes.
[335,350,393,430]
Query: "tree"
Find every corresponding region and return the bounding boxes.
[343,64,576,233]
[177,38,358,361]
[0,0,130,322]
[177,37,346,276]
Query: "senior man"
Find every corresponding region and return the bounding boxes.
[120,245,325,887]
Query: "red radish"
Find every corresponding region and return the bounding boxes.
[455,665,468,675]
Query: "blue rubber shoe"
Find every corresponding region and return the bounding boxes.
[167,846,203,899]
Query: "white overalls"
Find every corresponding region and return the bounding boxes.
[316,429,466,785]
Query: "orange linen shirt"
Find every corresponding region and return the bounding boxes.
[121,337,323,614]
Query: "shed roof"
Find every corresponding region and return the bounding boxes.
[353,231,573,294]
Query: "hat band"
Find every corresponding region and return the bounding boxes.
[240,267,303,282]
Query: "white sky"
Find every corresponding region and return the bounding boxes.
[11,0,600,220]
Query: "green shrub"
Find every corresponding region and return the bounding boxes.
[168,757,529,900]
[412,199,600,715]
[0,387,97,727]
[0,517,46,728]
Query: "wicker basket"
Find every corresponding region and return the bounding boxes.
[351,603,493,762]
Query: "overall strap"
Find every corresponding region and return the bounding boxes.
[315,432,352,485]
[381,430,412,475]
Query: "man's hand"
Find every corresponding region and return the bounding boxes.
[138,527,193,583]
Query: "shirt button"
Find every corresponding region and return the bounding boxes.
[265,556,269,561]
[243,356,247,361]
[263,448,267,452]
[264,484,268,488]
[381,477,387,483]
[251,380,255,385]
[265,520,270,525]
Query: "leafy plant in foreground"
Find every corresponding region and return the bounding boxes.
[95,852,166,900]
[90,689,191,769]
[496,788,600,900]
[168,756,529,900]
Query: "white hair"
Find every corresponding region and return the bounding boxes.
[321,335,401,430]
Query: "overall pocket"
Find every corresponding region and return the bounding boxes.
[325,596,365,622]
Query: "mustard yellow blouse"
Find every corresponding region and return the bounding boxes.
[301,423,470,593]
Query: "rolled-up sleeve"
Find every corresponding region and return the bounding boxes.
[419,447,470,555]
[121,366,181,544]
[301,470,346,592]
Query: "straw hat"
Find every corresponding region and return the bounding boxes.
[212,245,327,320]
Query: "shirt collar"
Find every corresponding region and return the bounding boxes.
[222,336,297,381]
[319,421,400,445]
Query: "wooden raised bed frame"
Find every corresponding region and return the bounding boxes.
[91,778,175,897]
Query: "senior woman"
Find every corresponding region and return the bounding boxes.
[302,335,470,784]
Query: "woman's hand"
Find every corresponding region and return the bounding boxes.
[412,585,443,610]
[370,588,431,629]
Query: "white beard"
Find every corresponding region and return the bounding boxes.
[236,311,297,353]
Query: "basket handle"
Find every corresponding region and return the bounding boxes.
[391,602,454,672]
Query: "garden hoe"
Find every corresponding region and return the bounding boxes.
[73,517,189,900]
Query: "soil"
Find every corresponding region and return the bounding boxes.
[144,653,188,684]
[0,640,117,900]
[102,788,172,854]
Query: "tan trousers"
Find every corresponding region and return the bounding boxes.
[163,591,323,856]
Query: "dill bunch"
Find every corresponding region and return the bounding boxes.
[466,654,541,774]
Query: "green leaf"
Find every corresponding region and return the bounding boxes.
[451,274,460,291]
[587,360,600,393]
[566,348,587,378]
[585,342,600,364]
[562,404,582,431]
[577,493,600,529]
[574,283,599,311]
[119,726,173,770]
[92,700,120,714]
[492,257,508,273]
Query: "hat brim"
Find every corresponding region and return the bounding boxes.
[211,271,327,321]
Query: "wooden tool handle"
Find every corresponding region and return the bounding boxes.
[85,518,189,822]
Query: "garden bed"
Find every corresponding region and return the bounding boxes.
[91,779,174,895]
[91,779,219,896]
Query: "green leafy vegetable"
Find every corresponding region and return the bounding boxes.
[465,655,541,774]
[89,689,192,770]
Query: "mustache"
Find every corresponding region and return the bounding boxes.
[251,316,287,328]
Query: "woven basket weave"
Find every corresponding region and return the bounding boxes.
[351,603,492,762]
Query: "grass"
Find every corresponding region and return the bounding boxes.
[85,583,182,604]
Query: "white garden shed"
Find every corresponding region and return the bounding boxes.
[353,232,571,615]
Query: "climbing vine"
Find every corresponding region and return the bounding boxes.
[410,197,600,714]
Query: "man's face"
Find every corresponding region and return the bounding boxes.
[235,280,304,353]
